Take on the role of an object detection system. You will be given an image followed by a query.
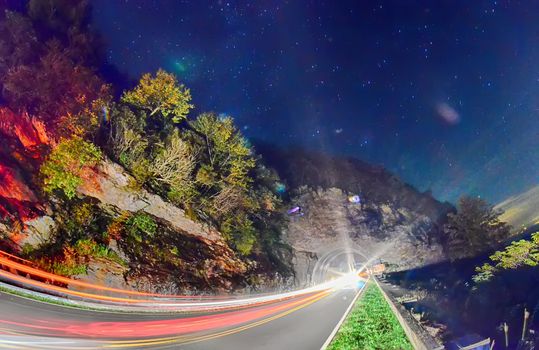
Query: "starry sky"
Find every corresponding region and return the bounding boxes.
[91,0,539,204]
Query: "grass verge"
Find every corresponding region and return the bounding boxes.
[0,284,97,311]
[327,282,413,350]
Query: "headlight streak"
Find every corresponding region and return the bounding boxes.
[0,291,333,349]
[0,255,225,299]
[0,260,365,311]
[0,248,368,349]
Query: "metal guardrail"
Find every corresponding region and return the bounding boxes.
[459,338,491,350]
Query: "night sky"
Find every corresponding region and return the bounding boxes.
[91,1,539,204]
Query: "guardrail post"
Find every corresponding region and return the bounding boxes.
[522,308,529,341]
[504,322,509,348]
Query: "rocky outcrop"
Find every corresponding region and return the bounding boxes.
[257,144,453,285]
[79,159,221,243]
[0,155,249,292]
[285,188,446,284]
[73,158,248,291]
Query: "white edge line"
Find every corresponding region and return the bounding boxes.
[319,279,369,350]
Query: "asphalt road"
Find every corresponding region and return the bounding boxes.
[180,288,359,350]
[0,287,359,349]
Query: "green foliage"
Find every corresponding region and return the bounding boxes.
[187,113,256,216]
[107,104,280,257]
[221,215,257,256]
[108,103,197,202]
[40,137,101,199]
[121,69,193,123]
[31,245,88,277]
[49,260,87,276]
[444,196,511,260]
[473,232,539,283]
[190,113,255,189]
[21,243,36,257]
[73,238,126,266]
[126,213,158,240]
[328,283,412,350]
[473,263,496,283]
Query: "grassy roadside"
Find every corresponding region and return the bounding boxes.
[0,284,100,311]
[327,282,413,350]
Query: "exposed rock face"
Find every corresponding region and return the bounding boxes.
[257,144,453,285]
[285,188,447,284]
[75,158,247,291]
[70,258,131,292]
[79,160,221,243]
[1,156,248,292]
[18,215,55,247]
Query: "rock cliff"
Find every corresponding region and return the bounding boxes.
[257,144,453,285]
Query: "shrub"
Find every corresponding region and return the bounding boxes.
[40,137,101,199]
[126,213,158,239]
[73,238,126,266]
[221,215,257,256]
[106,215,128,241]
[33,245,87,277]
[473,232,539,283]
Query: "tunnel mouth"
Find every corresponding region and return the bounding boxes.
[310,248,368,285]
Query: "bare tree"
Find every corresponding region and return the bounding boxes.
[150,130,196,191]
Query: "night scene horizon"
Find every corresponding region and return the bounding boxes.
[3,1,539,349]
[91,0,539,204]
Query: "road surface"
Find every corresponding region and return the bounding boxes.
[180,288,358,350]
[0,287,360,349]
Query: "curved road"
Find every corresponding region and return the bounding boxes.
[0,286,361,349]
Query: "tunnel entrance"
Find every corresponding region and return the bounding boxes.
[310,247,368,285]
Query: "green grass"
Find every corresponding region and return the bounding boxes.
[0,284,96,311]
[74,238,127,267]
[327,282,413,350]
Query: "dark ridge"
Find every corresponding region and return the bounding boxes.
[254,141,454,222]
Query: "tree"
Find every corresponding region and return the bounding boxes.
[150,130,196,202]
[221,213,257,256]
[108,105,148,166]
[444,196,511,260]
[3,41,110,134]
[187,113,256,215]
[40,136,101,199]
[121,69,193,123]
[0,11,39,80]
[473,232,539,283]
[28,0,90,35]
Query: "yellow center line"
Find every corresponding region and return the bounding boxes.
[103,290,331,348]
[100,291,328,346]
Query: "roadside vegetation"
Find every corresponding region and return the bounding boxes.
[443,196,511,261]
[473,231,539,283]
[328,282,412,350]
